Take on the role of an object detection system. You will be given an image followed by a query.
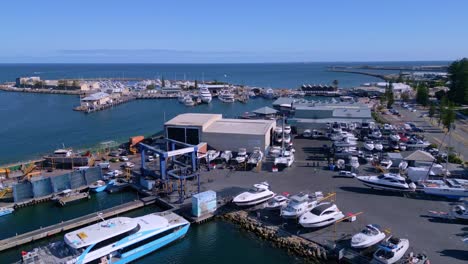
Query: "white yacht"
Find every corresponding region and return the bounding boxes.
[281,192,323,219]
[283,133,292,145]
[370,129,382,139]
[364,141,375,151]
[183,96,195,106]
[232,182,275,206]
[334,137,357,147]
[350,156,360,169]
[374,142,383,151]
[220,150,233,163]
[247,147,264,165]
[265,195,289,210]
[422,178,468,199]
[351,224,386,248]
[218,90,235,103]
[380,159,393,170]
[298,203,345,228]
[235,148,248,163]
[269,146,282,158]
[274,127,283,143]
[199,87,212,103]
[263,88,275,99]
[372,236,409,264]
[178,93,188,103]
[20,212,190,264]
[357,173,413,192]
[274,150,294,167]
[451,202,468,220]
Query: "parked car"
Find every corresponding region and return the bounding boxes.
[146,156,155,162]
[121,162,135,168]
[338,171,356,178]
[98,162,110,169]
[120,156,129,161]
[412,127,425,132]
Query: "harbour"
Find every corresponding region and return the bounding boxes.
[0,62,466,264]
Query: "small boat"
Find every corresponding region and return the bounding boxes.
[263,88,275,99]
[351,224,386,248]
[274,151,294,167]
[206,150,220,162]
[371,129,382,139]
[380,159,393,170]
[422,178,468,199]
[334,137,357,147]
[232,182,275,206]
[389,134,400,142]
[372,236,410,264]
[357,173,413,192]
[463,237,468,244]
[89,180,110,193]
[303,129,312,138]
[220,150,233,163]
[350,156,360,169]
[183,96,195,106]
[58,191,90,206]
[51,189,73,201]
[178,93,187,103]
[265,194,289,210]
[281,192,323,219]
[234,148,248,163]
[0,207,14,217]
[374,142,383,151]
[450,202,468,220]
[364,141,375,151]
[299,203,345,228]
[401,253,429,264]
[247,147,264,165]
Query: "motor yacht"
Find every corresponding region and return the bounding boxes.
[199,87,212,103]
[364,141,375,151]
[298,203,345,228]
[274,127,283,143]
[269,146,282,158]
[206,150,220,162]
[281,192,323,219]
[220,150,233,163]
[374,142,383,151]
[357,173,413,192]
[232,182,275,206]
[183,96,195,106]
[89,180,114,193]
[334,137,357,147]
[422,178,468,199]
[350,156,360,169]
[20,212,190,264]
[218,90,235,103]
[263,88,275,99]
[265,194,289,210]
[380,159,393,170]
[247,147,264,165]
[274,150,294,167]
[235,148,248,163]
[351,224,386,248]
[372,236,409,264]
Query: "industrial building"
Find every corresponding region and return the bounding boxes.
[272,98,373,133]
[164,113,276,152]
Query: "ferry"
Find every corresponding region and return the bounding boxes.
[20,212,190,264]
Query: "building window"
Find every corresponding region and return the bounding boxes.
[186,128,199,145]
[167,127,185,142]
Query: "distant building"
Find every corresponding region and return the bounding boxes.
[80,92,111,107]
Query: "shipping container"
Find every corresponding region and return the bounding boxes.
[192,190,217,217]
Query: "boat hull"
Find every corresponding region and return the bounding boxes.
[233,194,274,206]
[423,188,468,199]
[0,208,13,217]
[111,224,190,264]
[90,185,107,193]
[357,178,410,192]
[299,213,344,228]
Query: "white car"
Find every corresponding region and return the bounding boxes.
[98,162,110,169]
[338,171,356,178]
[120,156,129,161]
[122,162,135,168]
[146,156,155,162]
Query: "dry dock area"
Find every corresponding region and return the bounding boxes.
[194,137,467,264]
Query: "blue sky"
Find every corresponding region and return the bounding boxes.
[0,0,466,63]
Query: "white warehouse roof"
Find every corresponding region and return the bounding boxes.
[165,113,222,130]
[204,119,275,135]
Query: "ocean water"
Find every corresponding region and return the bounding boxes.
[0,62,446,164]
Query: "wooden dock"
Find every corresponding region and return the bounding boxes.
[0,198,156,252]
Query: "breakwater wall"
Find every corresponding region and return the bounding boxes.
[0,86,83,95]
[220,210,331,263]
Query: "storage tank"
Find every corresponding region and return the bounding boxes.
[192,190,217,217]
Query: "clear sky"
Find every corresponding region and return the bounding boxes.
[0,0,466,63]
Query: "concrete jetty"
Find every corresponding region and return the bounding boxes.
[0,197,157,252]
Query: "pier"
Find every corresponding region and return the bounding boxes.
[327,67,392,81]
[0,197,158,252]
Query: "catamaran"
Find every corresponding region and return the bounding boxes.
[20,212,190,264]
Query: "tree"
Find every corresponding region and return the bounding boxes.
[194,80,198,89]
[442,101,456,131]
[401,91,410,102]
[385,82,394,108]
[416,84,429,106]
[161,76,165,88]
[146,84,155,90]
[438,96,448,126]
[332,79,339,87]
[428,103,436,118]
[447,58,468,105]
